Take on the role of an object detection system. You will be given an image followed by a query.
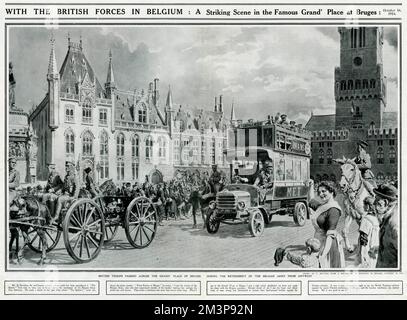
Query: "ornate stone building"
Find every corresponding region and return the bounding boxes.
[28,37,229,184]
[305,27,398,183]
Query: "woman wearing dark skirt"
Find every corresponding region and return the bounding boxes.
[307,179,345,268]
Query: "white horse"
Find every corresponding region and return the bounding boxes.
[338,158,374,253]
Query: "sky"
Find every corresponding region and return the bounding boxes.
[9,26,398,125]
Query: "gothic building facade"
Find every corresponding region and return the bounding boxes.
[305,27,398,183]
[28,37,229,185]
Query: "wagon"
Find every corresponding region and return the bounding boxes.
[9,190,158,264]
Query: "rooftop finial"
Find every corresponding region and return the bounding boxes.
[48,34,58,76]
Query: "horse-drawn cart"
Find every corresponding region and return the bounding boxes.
[9,188,158,264]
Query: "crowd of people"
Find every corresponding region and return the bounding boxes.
[276,140,398,269]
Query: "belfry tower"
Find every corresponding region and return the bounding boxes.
[334,27,386,130]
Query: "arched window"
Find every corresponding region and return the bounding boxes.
[158,136,166,158]
[319,149,324,164]
[336,82,340,92]
[389,147,396,164]
[116,133,125,157]
[145,136,153,161]
[326,149,333,164]
[340,81,347,90]
[131,135,139,158]
[201,139,206,165]
[138,104,147,123]
[65,131,75,156]
[82,99,92,123]
[355,79,361,90]
[363,79,369,89]
[377,147,384,164]
[100,132,109,179]
[82,131,93,156]
[370,79,376,88]
[65,105,74,122]
[211,138,216,164]
[347,80,354,90]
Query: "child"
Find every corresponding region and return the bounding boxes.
[275,238,321,268]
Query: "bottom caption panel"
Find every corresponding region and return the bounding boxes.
[308,281,403,296]
[4,280,100,295]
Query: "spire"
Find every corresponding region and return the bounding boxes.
[106,49,115,85]
[230,98,236,122]
[47,35,58,77]
[166,85,173,109]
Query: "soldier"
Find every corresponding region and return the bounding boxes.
[84,167,98,198]
[253,160,274,202]
[51,161,79,225]
[353,140,377,190]
[9,156,20,204]
[42,163,63,216]
[208,164,225,195]
[232,168,248,184]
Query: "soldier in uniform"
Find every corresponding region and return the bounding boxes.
[51,161,79,225]
[208,164,225,195]
[84,167,98,198]
[41,163,63,216]
[253,160,274,202]
[9,157,20,204]
[353,140,377,190]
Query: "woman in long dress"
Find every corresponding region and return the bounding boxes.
[307,180,345,268]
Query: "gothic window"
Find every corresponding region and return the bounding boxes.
[201,140,206,164]
[132,162,139,180]
[355,79,361,90]
[326,149,333,165]
[377,147,384,164]
[370,79,376,88]
[389,139,395,146]
[158,136,166,158]
[65,131,75,156]
[117,160,124,181]
[82,99,92,124]
[100,132,109,179]
[351,28,357,48]
[377,140,383,146]
[336,82,340,92]
[211,138,216,164]
[99,109,108,125]
[138,104,147,123]
[116,133,125,157]
[347,80,354,90]
[359,27,366,47]
[319,149,324,164]
[174,139,180,163]
[82,131,93,156]
[145,136,153,161]
[389,147,396,164]
[363,79,369,89]
[340,81,347,90]
[131,135,139,158]
[65,105,74,122]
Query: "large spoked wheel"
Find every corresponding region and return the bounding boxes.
[27,225,61,253]
[63,198,105,263]
[93,197,119,243]
[206,209,220,234]
[248,209,265,237]
[293,202,307,227]
[125,196,158,249]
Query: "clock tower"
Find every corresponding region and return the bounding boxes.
[334,27,386,129]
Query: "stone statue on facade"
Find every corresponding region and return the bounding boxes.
[9,62,17,110]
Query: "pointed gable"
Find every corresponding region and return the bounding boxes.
[59,41,105,97]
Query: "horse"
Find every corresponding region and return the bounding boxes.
[9,195,51,265]
[338,158,375,253]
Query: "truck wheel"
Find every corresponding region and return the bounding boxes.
[293,202,307,226]
[249,209,265,237]
[206,210,220,234]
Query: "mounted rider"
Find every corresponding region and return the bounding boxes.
[353,140,377,190]
[50,161,79,225]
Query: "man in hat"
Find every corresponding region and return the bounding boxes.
[254,160,274,202]
[42,163,63,216]
[373,184,398,268]
[9,156,20,204]
[353,140,377,190]
[208,164,225,195]
[84,166,98,198]
[51,161,79,225]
